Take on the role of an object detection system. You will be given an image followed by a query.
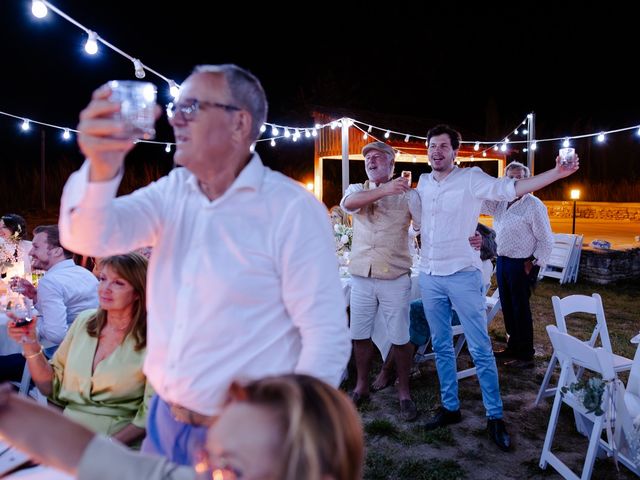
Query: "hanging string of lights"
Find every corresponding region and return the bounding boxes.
[12,1,640,152]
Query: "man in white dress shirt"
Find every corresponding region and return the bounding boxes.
[0,225,98,381]
[416,125,578,451]
[58,64,350,464]
[482,161,553,369]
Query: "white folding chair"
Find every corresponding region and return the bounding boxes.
[535,293,633,406]
[567,234,583,283]
[624,334,640,423]
[15,363,47,405]
[414,288,501,380]
[539,233,579,284]
[540,325,636,479]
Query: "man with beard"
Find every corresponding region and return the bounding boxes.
[416,125,578,452]
[1,225,98,381]
[341,141,420,421]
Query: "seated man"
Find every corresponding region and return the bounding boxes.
[0,225,98,382]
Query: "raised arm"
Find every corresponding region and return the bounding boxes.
[77,84,159,182]
[343,177,410,211]
[514,156,579,197]
[6,315,55,396]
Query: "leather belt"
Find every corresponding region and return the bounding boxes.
[169,403,215,427]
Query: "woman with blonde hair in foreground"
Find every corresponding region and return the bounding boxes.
[0,374,364,479]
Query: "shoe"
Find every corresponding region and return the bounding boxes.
[493,347,517,359]
[399,399,418,422]
[424,406,462,430]
[350,391,370,407]
[487,418,511,452]
[504,358,534,369]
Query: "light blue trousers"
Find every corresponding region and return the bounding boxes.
[419,270,503,419]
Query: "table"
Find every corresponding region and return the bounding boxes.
[0,313,23,356]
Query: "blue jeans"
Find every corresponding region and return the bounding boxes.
[419,270,503,418]
[141,395,208,465]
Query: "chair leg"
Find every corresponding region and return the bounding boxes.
[579,415,605,480]
[539,367,568,469]
[535,353,558,406]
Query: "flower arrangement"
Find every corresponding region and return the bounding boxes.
[0,240,19,276]
[561,377,608,416]
[334,223,353,254]
[626,414,640,468]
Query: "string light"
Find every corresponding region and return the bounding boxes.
[597,132,605,143]
[133,59,145,79]
[165,143,171,153]
[84,31,98,55]
[562,138,570,148]
[0,109,174,148]
[31,0,48,18]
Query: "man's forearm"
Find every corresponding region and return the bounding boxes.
[514,168,562,196]
[343,188,387,210]
[0,389,94,474]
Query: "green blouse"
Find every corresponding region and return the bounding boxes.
[50,309,152,437]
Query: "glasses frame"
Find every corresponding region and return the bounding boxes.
[193,448,243,480]
[166,98,242,122]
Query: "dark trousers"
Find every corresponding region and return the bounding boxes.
[496,256,535,360]
[0,354,26,382]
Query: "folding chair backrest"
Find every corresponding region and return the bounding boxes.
[551,293,613,352]
[626,336,640,417]
[539,233,580,284]
[546,325,615,381]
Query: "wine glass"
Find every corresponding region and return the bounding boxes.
[8,295,36,343]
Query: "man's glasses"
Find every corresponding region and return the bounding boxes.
[166,98,241,122]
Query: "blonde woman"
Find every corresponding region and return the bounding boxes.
[0,374,364,479]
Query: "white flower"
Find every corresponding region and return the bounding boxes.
[334,224,341,233]
[340,234,349,244]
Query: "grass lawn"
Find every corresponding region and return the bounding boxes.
[343,278,639,479]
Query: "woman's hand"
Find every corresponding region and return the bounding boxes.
[6,312,39,345]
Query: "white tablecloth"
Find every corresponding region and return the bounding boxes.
[6,465,73,479]
[0,313,22,356]
[341,272,421,360]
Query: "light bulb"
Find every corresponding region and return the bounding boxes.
[21,119,30,131]
[133,59,145,79]
[270,139,276,147]
[404,135,410,142]
[32,0,48,18]
[168,80,180,99]
[562,138,570,148]
[85,31,98,55]
[271,126,279,136]
[474,142,479,151]
[259,124,267,133]
[165,143,171,153]
[597,132,605,142]
[384,130,390,138]
[62,128,71,140]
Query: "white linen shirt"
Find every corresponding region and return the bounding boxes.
[35,259,99,346]
[481,194,554,265]
[416,166,516,276]
[59,154,350,416]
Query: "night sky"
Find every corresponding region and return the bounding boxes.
[1,1,638,207]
